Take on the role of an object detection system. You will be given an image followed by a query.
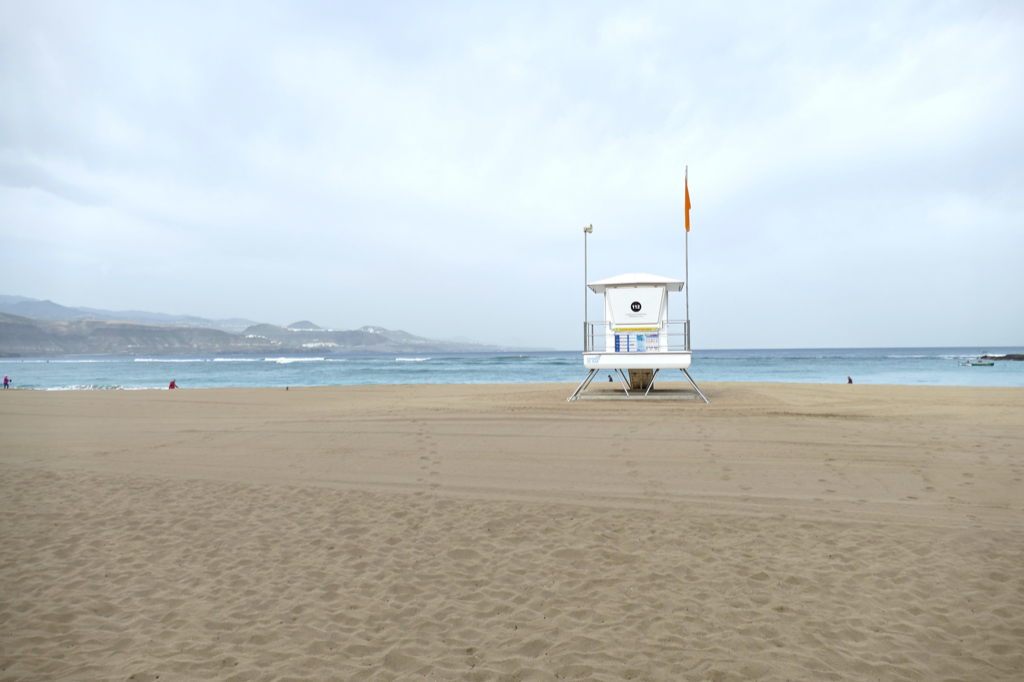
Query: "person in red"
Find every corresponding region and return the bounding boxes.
[168,380,178,389]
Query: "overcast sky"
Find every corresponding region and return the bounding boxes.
[2,1,1021,349]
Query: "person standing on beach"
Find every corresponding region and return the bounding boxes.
[169,380,177,389]
[3,375,8,388]
[847,376,853,384]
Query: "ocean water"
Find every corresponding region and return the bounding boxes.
[2,348,1022,390]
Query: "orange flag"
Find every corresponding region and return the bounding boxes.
[684,175,692,232]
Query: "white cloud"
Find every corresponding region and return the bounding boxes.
[1,0,1021,347]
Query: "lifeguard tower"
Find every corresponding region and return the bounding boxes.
[568,273,708,402]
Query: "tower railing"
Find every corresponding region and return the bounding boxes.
[583,319,690,353]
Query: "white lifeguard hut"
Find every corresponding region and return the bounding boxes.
[568,272,708,402]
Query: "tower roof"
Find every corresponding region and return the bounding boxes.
[587,273,684,294]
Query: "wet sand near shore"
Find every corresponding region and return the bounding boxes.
[1,382,1022,681]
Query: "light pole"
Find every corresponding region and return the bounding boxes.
[584,224,592,351]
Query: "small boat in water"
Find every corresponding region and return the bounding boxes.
[959,358,994,366]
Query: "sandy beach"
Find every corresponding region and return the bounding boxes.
[1,381,1022,681]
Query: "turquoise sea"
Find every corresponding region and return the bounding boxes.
[2,348,1022,390]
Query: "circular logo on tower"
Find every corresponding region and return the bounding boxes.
[631,301,642,312]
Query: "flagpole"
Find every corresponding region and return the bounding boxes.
[685,166,689,347]
[583,224,592,351]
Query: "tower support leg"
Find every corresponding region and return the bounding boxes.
[644,368,660,396]
[680,368,709,403]
[567,369,597,402]
[580,368,599,392]
[614,369,631,396]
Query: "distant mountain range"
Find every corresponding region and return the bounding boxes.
[0,295,260,333]
[0,296,505,357]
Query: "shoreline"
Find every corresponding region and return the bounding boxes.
[5,376,1023,390]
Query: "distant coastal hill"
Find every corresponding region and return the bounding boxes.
[287,321,322,331]
[0,295,259,333]
[0,312,274,357]
[0,297,505,357]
